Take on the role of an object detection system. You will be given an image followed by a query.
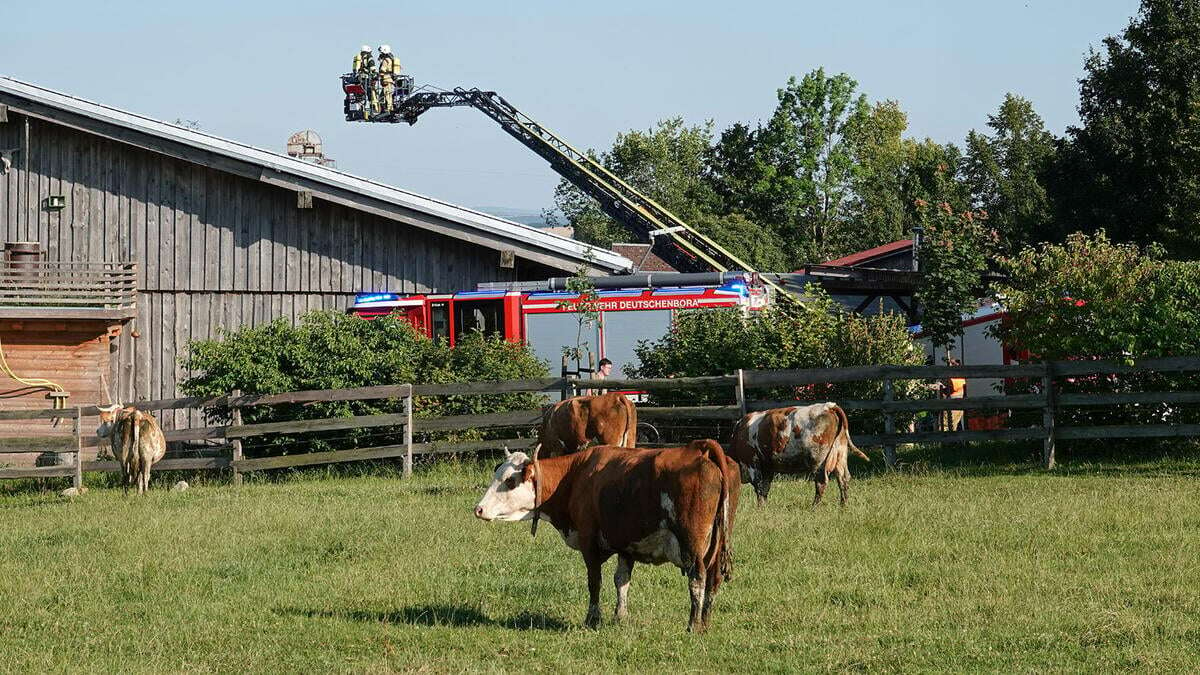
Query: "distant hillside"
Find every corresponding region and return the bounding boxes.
[475,206,559,228]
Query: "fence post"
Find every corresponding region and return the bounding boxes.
[735,369,746,417]
[230,389,243,486]
[403,385,413,479]
[1042,364,1056,470]
[73,406,83,490]
[561,355,570,400]
[882,377,897,469]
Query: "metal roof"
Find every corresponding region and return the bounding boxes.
[0,76,631,273]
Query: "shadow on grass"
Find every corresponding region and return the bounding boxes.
[278,604,569,632]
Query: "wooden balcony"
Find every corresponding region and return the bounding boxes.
[0,260,137,320]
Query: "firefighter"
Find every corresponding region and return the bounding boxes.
[377,45,401,114]
[352,45,377,119]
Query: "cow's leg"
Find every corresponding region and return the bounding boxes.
[141,460,151,495]
[836,454,850,506]
[753,462,775,507]
[583,552,605,628]
[813,470,828,507]
[701,560,721,630]
[687,566,707,633]
[613,553,634,622]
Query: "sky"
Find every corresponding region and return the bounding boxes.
[1,0,1142,213]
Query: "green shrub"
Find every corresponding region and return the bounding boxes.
[630,286,927,431]
[993,231,1200,430]
[180,311,548,455]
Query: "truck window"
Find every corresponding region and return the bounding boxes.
[455,299,505,341]
[430,302,450,343]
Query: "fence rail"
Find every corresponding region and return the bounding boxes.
[6,356,1200,484]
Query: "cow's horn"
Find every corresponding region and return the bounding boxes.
[99,373,113,406]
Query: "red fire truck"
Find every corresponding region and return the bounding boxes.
[349,274,768,379]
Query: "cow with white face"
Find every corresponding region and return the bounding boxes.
[475,441,740,632]
[475,450,539,522]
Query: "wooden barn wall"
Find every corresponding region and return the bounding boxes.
[0,319,110,459]
[0,111,559,429]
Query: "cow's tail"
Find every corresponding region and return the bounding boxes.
[700,440,734,581]
[620,396,634,447]
[833,404,869,461]
[119,411,137,489]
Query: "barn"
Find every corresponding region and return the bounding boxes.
[0,77,630,436]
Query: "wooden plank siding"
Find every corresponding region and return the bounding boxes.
[0,111,561,432]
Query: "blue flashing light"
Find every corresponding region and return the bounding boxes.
[355,293,399,304]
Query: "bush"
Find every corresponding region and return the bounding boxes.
[993,231,1200,430]
[630,286,927,431]
[180,311,548,455]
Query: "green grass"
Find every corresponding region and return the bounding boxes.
[3,447,1200,673]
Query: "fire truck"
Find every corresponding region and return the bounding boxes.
[349,272,768,379]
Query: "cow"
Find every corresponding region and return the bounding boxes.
[536,391,636,457]
[474,440,739,632]
[96,404,167,495]
[729,402,868,507]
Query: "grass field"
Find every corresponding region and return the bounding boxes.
[3,445,1200,672]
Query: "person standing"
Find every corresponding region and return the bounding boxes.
[588,358,613,396]
[377,45,401,114]
[941,357,967,431]
[352,45,376,119]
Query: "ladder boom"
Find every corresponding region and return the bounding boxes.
[390,88,796,302]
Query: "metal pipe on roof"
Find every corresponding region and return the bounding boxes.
[545,271,748,291]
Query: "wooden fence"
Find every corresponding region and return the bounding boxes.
[4,355,1200,484]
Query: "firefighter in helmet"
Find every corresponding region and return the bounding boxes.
[352,45,377,119]
[377,45,401,114]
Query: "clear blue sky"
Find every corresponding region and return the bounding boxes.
[1,0,1140,212]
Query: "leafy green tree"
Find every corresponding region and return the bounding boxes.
[752,69,872,263]
[913,203,995,350]
[844,100,910,252]
[553,117,718,248]
[1051,0,1200,257]
[964,94,1056,252]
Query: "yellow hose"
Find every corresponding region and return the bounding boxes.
[0,334,66,409]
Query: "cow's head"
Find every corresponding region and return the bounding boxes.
[96,403,124,438]
[474,449,537,522]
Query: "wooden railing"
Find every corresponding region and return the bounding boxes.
[0,260,137,316]
[5,356,1200,484]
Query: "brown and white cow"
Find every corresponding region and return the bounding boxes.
[536,391,636,457]
[729,403,868,507]
[97,404,167,495]
[474,440,739,632]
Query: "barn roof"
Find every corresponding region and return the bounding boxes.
[0,76,631,274]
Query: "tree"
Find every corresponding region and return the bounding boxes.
[844,100,910,253]
[964,94,1057,252]
[1052,0,1200,257]
[752,69,872,263]
[913,203,995,351]
[553,118,718,248]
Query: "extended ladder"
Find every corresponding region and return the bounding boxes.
[382,88,796,302]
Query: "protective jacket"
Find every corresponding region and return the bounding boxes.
[353,52,375,74]
[378,55,400,78]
